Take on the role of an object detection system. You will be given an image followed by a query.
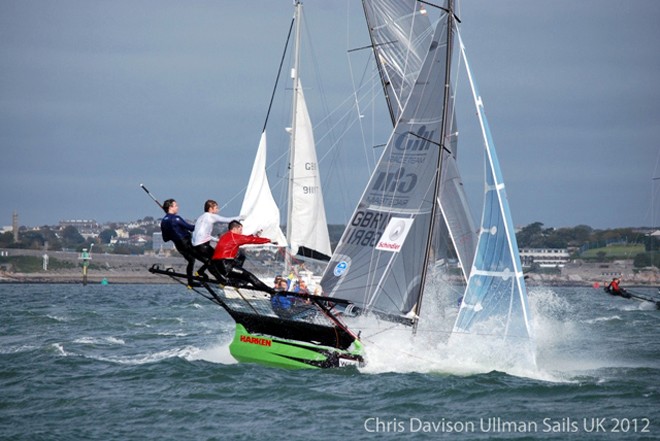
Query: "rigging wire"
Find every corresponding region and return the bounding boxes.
[261,15,295,134]
[222,1,386,228]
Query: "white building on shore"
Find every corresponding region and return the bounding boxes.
[520,248,570,268]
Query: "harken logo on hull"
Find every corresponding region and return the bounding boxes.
[240,335,272,347]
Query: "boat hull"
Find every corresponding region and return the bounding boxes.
[229,323,364,369]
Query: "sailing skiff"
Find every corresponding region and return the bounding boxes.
[150,0,535,369]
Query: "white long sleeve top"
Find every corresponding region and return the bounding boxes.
[192,212,239,246]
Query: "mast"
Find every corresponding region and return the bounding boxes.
[285,0,303,273]
[413,0,455,332]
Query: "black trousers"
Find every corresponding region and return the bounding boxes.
[193,242,215,276]
[210,258,272,293]
[172,238,196,285]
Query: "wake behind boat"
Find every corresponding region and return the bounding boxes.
[320,0,535,367]
[603,280,660,309]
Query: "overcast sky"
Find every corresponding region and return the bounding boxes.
[1,0,658,231]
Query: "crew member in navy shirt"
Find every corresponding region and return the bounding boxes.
[160,199,197,287]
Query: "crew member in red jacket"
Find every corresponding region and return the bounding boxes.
[210,220,274,292]
[606,277,630,298]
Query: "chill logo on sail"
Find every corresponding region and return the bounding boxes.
[366,167,417,206]
[365,126,438,207]
[371,168,417,194]
[394,125,434,152]
[376,217,414,252]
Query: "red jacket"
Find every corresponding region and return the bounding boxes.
[609,279,620,293]
[212,231,270,260]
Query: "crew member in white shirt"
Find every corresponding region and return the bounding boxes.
[192,199,240,278]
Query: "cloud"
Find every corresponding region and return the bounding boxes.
[1,0,658,230]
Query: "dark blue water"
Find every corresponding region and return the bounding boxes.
[1,284,658,440]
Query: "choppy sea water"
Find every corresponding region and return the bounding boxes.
[0,283,658,440]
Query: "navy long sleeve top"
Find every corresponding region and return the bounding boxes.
[160,214,194,243]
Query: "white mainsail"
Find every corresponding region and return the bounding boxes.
[240,1,331,261]
[288,79,332,259]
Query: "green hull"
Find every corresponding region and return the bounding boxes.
[146,265,365,369]
[229,324,365,369]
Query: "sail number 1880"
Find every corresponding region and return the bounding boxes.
[346,228,381,248]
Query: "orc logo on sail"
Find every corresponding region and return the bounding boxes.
[334,261,349,277]
[375,218,414,252]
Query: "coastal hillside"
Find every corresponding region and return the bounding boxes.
[1,247,657,287]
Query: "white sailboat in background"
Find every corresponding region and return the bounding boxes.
[285,77,332,261]
[239,0,331,265]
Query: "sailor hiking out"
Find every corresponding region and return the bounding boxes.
[210,220,275,293]
[192,199,240,279]
[160,199,198,288]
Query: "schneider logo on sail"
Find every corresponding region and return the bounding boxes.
[375,218,414,252]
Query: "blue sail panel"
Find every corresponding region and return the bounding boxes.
[454,155,531,341]
[452,34,533,344]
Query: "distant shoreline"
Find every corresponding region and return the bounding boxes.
[0,248,657,287]
[0,248,183,285]
[2,271,656,289]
